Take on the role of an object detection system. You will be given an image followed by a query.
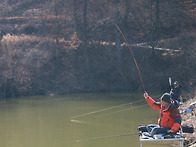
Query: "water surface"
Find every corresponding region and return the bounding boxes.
[0,93,182,147]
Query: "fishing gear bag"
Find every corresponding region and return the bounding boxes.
[138,126,148,132]
[181,124,194,133]
[138,125,194,133]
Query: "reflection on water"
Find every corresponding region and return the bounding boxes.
[0,93,181,147]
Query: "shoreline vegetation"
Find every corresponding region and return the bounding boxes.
[0,33,195,98]
[0,0,195,99]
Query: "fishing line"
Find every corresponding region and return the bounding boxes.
[76,132,140,142]
[88,0,146,91]
[71,102,130,120]
[95,104,149,118]
[71,119,106,126]
[71,99,145,121]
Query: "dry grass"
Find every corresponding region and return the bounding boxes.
[1,34,53,44]
[180,96,196,146]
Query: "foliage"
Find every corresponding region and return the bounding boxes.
[0,0,195,98]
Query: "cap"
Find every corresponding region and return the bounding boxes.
[161,93,171,103]
[174,81,179,85]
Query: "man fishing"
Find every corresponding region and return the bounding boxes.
[170,81,182,102]
[144,92,181,137]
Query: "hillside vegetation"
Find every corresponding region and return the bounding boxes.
[0,0,195,98]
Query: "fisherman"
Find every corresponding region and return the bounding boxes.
[170,81,182,102]
[144,92,181,137]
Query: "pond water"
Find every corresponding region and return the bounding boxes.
[0,92,182,147]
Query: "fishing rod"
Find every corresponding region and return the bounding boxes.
[76,132,140,142]
[88,0,146,92]
[169,77,172,86]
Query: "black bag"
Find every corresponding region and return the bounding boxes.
[182,124,194,133]
[138,126,147,132]
[138,125,194,133]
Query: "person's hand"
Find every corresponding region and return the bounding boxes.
[144,91,149,99]
[167,130,174,133]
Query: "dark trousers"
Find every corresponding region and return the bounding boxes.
[147,124,170,136]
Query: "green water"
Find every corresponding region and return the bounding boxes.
[0,93,182,147]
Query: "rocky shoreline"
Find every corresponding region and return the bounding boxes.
[180,97,196,147]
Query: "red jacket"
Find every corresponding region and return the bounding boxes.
[146,96,181,132]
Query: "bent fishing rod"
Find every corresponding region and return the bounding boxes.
[88,0,146,92]
[76,132,140,142]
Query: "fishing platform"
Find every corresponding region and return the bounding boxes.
[138,125,194,147]
[139,132,184,147]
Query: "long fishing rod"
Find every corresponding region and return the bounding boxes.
[76,132,140,142]
[169,77,172,86]
[88,0,146,92]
